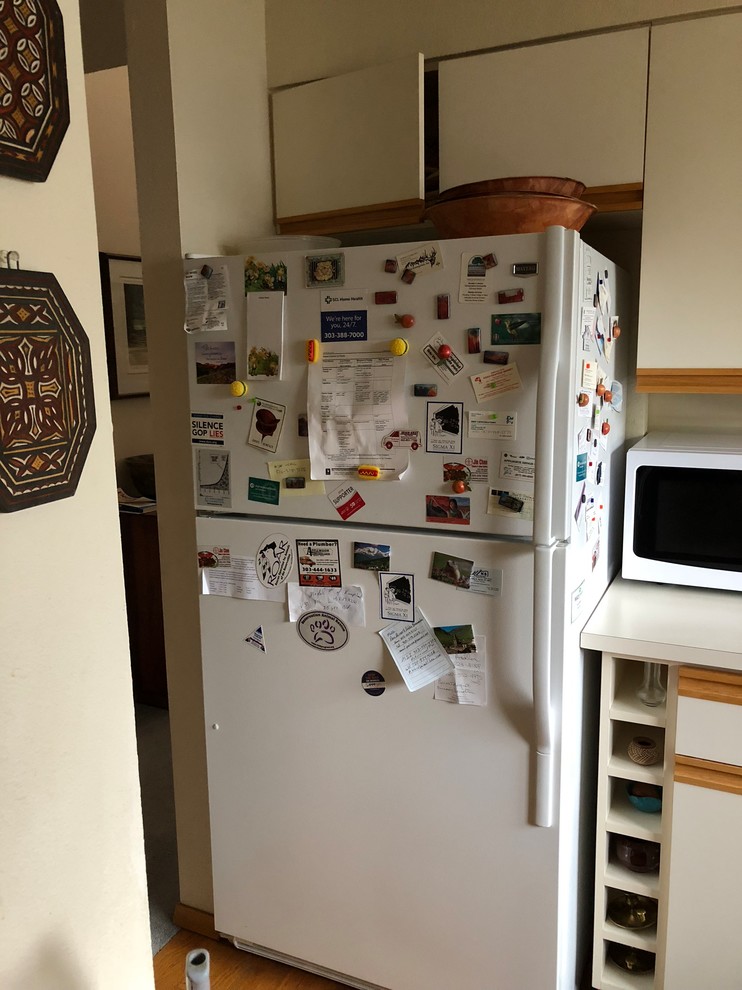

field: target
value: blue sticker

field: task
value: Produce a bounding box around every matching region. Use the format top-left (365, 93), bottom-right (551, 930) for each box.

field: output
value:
top-left (576, 453), bottom-right (588, 482)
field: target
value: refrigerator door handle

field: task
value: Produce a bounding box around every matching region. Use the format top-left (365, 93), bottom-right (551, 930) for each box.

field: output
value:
top-left (534, 226), bottom-right (569, 547)
top-left (533, 543), bottom-right (555, 828)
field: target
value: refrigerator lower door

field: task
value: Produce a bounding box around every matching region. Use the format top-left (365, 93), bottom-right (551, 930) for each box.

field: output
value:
top-left (198, 516), bottom-right (565, 990)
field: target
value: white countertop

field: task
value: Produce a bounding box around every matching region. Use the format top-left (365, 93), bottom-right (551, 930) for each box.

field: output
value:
top-left (581, 575), bottom-right (742, 670)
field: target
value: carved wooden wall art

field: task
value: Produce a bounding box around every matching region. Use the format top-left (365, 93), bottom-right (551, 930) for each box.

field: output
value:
top-left (0, 0), bottom-right (70, 181)
top-left (0, 268), bottom-right (96, 511)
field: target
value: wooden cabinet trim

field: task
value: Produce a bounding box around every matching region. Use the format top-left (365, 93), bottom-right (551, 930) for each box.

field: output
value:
top-left (583, 182), bottom-right (643, 212)
top-left (674, 754), bottom-right (742, 795)
top-left (276, 184), bottom-right (641, 236)
top-left (276, 198), bottom-right (426, 236)
top-left (635, 368), bottom-right (742, 393)
top-left (678, 666), bottom-right (742, 706)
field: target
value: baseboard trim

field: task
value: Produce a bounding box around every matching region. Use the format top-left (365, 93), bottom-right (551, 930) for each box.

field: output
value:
top-left (173, 903), bottom-right (219, 941)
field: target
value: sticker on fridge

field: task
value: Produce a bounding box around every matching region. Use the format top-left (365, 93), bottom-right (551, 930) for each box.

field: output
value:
top-left (197, 449), bottom-right (231, 507)
top-left (246, 292), bottom-right (284, 379)
top-left (255, 533), bottom-right (294, 589)
top-left (353, 542), bottom-right (391, 571)
top-left (426, 401), bottom-right (463, 454)
top-left (195, 340), bottom-right (236, 384)
top-left (396, 242), bottom-right (443, 279)
top-left (469, 363), bottom-right (522, 403)
top-left (467, 410), bottom-right (517, 441)
top-left (500, 451), bottom-right (535, 482)
top-left (491, 313), bottom-right (541, 345)
top-left (297, 610), bottom-right (350, 651)
top-left (247, 397), bottom-right (286, 452)
top-left (379, 572), bottom-right (415, 622)
top-left (191, 412), bottom-right (224, 446)
top-left (305, 253), bottom-right (344, 289)
top-left (458, 252), bottom-right (496, 304)
top-left (467, 567), bottom-right (503, 597)
top-left (328, 482), bottom-right (366, 520)
top-left (320, 288), bottom-right (368, 342)
top-left (244, 255), bottom-right (287, 293)
top-left (296, 539), bottom-right (341, 588)
top-left (425, 494), bottom-right (470, 525)
top-left (430, 552), bottom-right (474, 589)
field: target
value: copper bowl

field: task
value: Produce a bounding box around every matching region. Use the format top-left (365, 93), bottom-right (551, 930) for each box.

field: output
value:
top-left (437, 176), bottom-right (587, 202)
top-left (424, 191), bottom-right (596, 238)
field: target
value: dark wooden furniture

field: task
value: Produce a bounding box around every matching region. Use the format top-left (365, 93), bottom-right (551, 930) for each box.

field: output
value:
top-left (119, 511), bottom-right (168, 708)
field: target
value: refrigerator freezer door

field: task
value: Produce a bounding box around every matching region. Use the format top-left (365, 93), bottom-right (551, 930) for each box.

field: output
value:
top-left (198, 515), bottom-right (564, 990)
top-left (185, 233), bottom-right (545, 539)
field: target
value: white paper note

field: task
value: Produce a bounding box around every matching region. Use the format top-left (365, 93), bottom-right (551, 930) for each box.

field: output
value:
top-left (287, 583), bottom-right (365, 626)
top-left (201, 555), bottom-right (285, 602)
top-left (379, 609), bottom-right (454, 692)
top-left (434, 636), bottom-right (487, 705)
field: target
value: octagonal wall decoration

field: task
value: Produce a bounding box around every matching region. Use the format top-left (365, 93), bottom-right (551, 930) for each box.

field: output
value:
top-left (0, 0), bottom-right (70, 182)
top-left (0, 268), bottom-right (96, 511)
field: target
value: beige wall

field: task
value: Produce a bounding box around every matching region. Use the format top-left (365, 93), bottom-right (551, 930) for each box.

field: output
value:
top-left (85, 66), bottom-right (155, 490)
top-left (125, 0), bottom-right (274, 912)
top-left (265, 0), bottom-right (740, 87)
top-left (1, 1), bottom-right (153, 986)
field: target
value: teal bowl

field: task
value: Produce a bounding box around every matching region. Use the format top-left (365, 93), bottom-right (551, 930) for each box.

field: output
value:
top-left (626, 781), bottom-right (662, 813)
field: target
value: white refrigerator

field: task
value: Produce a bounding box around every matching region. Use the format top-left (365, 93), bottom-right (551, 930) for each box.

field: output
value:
top-left (186, 227), bottom-right (631, 989)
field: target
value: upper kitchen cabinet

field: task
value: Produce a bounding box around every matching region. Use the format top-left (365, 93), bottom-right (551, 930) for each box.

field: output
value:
top-left (438, 28), bottom-right (649, 212)
top-left (272, 54), bottom-right (425, 235)
top-left (637, 13), bottom-right (742, 392)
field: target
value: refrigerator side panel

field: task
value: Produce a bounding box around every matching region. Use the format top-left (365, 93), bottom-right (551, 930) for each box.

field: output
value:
top-left (198, 516), bottom-right (563, 990)
top-left (186, 234), bottom-right (545, 537)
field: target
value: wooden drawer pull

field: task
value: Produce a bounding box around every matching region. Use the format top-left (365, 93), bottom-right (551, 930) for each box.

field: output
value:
top-left (675, 754), bottom-right (742, 795)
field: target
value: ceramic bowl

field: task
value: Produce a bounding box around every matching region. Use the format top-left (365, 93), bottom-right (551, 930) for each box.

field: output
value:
top-left (614, 834), bottom-right (660, 873)
top-left (436, 176), bottom-right (587, 201)
top-left (608, 942), bottom-right (655, 974)
top-left (626, 780), bottom-right (663, 813)
top-left (424, 191), bottom-right (596, 237)
top-left (607, 892), bottom-right (658, 930)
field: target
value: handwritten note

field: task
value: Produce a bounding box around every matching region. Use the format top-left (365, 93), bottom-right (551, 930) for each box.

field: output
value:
top-left (434, 636), bottom-right (487, 705)
top-left (287, 583), bottom-right (365, 626)
top-left (378, 609), bottom-right (453, 692)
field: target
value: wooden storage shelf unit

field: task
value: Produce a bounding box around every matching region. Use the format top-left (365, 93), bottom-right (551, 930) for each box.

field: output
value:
top-left (593, 656), bottom-right (674, 990)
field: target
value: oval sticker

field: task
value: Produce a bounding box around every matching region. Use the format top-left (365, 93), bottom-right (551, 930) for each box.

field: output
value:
top-left (361, 670), bottom-right (385, 697)
top-left (297, 610), bottom-right (349, 652)
top-left (255, 532), bottom-right (294, 588)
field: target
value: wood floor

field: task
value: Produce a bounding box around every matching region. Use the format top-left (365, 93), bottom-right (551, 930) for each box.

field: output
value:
top-left (154, 930), bottom-right (348, 989)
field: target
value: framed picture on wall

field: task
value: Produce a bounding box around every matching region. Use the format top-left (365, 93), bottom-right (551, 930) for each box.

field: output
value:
top-left (100, 254), bottom-right (149, 398)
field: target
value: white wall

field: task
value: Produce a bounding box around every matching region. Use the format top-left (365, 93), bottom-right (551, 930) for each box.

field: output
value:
top-left (0, 2), bottom-right (153, 987)
top-left (125, 0), bottom-right (274, 913)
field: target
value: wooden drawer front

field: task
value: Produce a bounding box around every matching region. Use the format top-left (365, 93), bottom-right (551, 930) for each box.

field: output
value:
top-left (676, 667), bottom-right (742, 766)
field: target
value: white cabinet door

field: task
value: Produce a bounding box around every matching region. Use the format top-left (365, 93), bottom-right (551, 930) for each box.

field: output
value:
top-left (664, 778), bottom-right (742, 989)
top-left (438, 29), bottom-right (648, 193)
top-left (638, 14), bottom-right (742, 388)
top-left (272, 53), bottom-right (425, 225)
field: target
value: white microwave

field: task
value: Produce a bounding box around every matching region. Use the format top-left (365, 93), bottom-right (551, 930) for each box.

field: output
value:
top-left (623, 432), bottom-right (742, 592)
